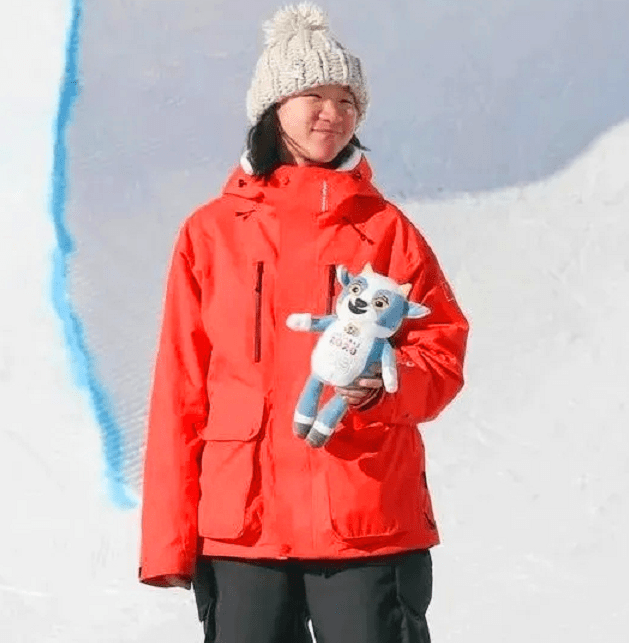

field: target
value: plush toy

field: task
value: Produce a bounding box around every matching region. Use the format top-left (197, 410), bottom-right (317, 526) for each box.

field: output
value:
top-left (286, 264), bottom-right (430, 448)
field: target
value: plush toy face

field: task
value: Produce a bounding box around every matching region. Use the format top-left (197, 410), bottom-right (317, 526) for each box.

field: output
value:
top-left (335, 264), bottom-right (429, 335)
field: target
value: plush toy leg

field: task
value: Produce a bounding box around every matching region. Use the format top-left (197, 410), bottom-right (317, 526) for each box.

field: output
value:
top-left (294, 376), bottom-right (324, 439)
top-left (307, 394), bottom-right (349, 448)
top-left (381, 341), bottom-right (399, 393)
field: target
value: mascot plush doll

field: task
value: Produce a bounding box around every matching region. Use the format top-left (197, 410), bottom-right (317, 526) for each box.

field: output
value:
top-left (286, 264), bottom-right (430, 448)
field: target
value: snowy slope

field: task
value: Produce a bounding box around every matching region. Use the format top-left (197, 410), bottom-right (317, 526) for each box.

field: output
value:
top-left (407, 121), bottom-right (629, 641)
top-left (1, 0), bottom-right (628, 641)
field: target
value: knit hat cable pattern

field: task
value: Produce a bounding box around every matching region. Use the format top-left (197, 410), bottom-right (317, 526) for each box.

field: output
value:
top-left (246, 3), bottom-right (369, 126)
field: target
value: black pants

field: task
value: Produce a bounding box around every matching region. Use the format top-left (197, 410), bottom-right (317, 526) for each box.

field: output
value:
top-left (192, 550), bottom-right (432, 643)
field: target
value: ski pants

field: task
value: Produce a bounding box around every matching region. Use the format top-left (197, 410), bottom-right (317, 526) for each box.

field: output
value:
top-left (192, 549), bottom-right (432, 643)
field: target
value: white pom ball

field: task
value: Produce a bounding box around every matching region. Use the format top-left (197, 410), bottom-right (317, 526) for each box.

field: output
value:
top-left (263, 3), bottom-right (329, 46)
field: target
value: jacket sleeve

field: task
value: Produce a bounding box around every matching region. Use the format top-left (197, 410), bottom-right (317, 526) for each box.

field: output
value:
top-left (139, 220), bottom-right (211, 586)
top-left (352, 212), bottom-right (469, 426)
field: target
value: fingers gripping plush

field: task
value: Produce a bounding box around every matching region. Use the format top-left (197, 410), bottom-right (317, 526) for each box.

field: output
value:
top-left (286, 264), bottom-right (430, 447)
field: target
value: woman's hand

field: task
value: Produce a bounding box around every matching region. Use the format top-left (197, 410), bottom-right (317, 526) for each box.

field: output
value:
top-left (335, 365), bottom-right (384, 408)
top-left (160, 574), bottom-right (192, 589)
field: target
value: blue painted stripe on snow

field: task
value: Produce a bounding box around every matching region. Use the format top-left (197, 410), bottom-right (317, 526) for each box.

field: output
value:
top-left (50, 0), bottom-right (136, 509)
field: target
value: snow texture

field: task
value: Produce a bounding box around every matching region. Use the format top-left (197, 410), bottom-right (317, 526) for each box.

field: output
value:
top-left (0, 0), bottom-right (627, 640)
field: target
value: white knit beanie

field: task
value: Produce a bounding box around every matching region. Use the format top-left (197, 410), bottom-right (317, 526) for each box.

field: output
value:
top-left (246, 3), bottom-right (369, 126)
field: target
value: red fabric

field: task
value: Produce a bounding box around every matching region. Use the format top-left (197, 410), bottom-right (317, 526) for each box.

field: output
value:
top-left (139, 158), bottom-right (469, 585)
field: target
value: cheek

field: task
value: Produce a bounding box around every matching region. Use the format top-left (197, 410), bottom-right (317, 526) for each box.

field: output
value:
top-left (278, 104), bottom-right (305, 134)
top-left (346, 116), bottom-right (358, 138)
top-left (277, 100), bottom-right (317, 130)
top-left (277, 109), bottom-right (294, 135)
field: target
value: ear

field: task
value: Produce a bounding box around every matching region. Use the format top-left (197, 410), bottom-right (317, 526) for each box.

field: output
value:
top-left (362, 262), bottom-right (375, 275)
top-left (406, 303), bottom-right (431, 319)
top-left (399, 283), bottom-right (412, 298)
top-left (336, 265), bottom-right (352, 287)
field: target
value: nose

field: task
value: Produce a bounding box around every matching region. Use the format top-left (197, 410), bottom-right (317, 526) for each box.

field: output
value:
top-left (320, 98), bottom-right (343, 123)
top-left (354, 298), bottom-right (368, 308)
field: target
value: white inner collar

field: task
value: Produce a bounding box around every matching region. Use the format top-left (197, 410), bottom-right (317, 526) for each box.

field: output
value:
top-left (240, 145), bottom-right (363, 175)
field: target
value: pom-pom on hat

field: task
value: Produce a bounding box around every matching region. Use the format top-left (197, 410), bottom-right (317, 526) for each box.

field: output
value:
top-left (246, 3), bottom-right (369, 126)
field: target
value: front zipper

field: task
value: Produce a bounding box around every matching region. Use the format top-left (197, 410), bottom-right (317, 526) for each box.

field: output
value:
top-left (326, 264), bottom-right (336, 315)
top-left (254, 261), bottom-right (264, 363)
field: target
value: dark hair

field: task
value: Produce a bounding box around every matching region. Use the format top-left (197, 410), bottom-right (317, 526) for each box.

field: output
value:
top-left (246, 104), bottom-right (369, 178)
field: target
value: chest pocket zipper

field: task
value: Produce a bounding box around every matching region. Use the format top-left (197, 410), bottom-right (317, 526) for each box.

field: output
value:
top-left (254, 261), bottom-right (264, 363)
top-left (326, 264), bottom-right (336, 315)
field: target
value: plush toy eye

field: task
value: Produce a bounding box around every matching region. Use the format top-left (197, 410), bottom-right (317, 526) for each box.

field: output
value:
top-left (349, 283), bottom-right (362, 295)
top-left (373, 296), bottom-right (390, 310)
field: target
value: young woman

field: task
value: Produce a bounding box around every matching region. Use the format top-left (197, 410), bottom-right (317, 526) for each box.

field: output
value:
top-left (139, 4), bottom-right (469, 642)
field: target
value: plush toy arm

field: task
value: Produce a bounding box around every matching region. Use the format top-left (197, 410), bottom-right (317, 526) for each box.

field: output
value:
top-left (286, 313), bottom-right (313, 331)
top-left (286, 314), bottom-right (336, 332)
top-left (381, 341), bottom-right (398, 393)
top-left (310, 315), bottom-right (336, 332)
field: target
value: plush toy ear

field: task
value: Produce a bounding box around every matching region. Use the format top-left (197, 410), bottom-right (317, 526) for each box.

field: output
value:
top-left (407, 303), bottom-right (431, 319)
top-left (336, 265), bottom-right (352, 286)
top-left (399, 283), bottom-right (412, 298)
top-left (362, 262), bottom-right (375, 275)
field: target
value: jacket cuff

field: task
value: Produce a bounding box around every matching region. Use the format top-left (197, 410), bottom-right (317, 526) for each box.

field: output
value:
top-left (350, 386), bottom-right (402, 424)
top-left (139, 548), bottom-right (196, 586)
top-left (138, 569), bottom-right (192, 588)
top-left (352, 386), bottom-right (385, 412)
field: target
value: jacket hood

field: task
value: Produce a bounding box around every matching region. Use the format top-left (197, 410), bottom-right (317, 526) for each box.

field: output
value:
top-left (220, 148), bottom-right (385, 226)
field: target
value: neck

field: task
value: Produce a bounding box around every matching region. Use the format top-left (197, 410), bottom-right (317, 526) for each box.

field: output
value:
top-left (279, 137), bottom-right (335, 168)
top-left (240, 144), bottom-right (363, 175)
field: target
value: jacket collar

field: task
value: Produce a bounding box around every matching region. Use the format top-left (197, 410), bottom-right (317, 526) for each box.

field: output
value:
top-left (221, 148), bottom-right (383, 221)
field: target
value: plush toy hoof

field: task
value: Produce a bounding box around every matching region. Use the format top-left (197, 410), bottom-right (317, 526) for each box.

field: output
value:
top-left (293, 422), bottom-right (311, 439)
top-left (306, 429), bottom-right (330, 448)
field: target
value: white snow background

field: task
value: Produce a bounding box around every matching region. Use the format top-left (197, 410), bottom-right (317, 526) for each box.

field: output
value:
top-left (1, 0), bottom-right (628, 641)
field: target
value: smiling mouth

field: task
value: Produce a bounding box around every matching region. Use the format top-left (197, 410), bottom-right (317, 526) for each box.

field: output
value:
top-left (348, 301), bottom-right (367, 315)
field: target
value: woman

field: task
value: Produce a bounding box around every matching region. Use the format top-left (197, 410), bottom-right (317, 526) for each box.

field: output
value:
top-left (139, 4), bottom-right (469, 642)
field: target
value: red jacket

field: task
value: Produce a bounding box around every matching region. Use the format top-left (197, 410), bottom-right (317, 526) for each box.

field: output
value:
top-left (139, 156), bottom-right (469, 585)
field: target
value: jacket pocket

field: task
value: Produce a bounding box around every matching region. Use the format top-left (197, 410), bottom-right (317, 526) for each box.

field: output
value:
top-left (197, 381), bottom-right (265, 541)
top-left (325, 423), bottom-right (425, 542)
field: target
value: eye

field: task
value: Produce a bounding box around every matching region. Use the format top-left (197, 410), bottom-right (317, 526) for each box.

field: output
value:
top-left (373, 296), bottom-right (389, 310)
top-left (349, 283), bottom-right (362, 295)
top-left (341, 91), bottom-right (357, 104)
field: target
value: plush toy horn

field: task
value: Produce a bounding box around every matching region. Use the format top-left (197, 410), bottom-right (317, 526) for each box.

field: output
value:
top-left (399, 283), bottom-right (412, 297)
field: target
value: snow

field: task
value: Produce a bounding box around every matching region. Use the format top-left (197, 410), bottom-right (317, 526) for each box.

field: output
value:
top-left (410, 122), bottom-right (629, 639)
top-left (0, 0), bottom-right (627, 641)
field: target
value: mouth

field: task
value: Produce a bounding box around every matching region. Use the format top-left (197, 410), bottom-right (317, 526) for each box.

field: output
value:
top-left (348, 301), bottom-right (367, 315)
